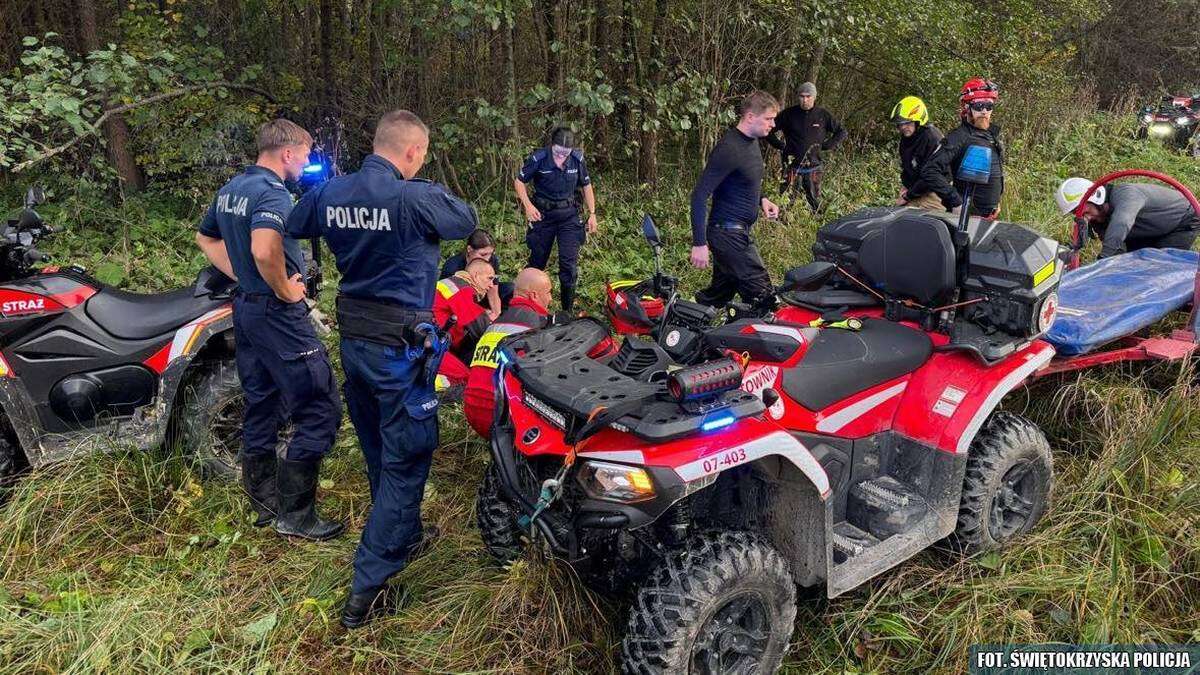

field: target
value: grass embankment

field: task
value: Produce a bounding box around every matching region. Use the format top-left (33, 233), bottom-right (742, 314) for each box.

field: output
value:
top-left (1, 114), bottom-right (1198, 672)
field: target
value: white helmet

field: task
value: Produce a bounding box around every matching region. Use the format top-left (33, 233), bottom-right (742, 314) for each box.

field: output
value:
top-left (1056, 177), bottom-right (1106, 215)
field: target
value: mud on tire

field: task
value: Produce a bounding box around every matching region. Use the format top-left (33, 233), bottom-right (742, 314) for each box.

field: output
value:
top-left (476, 462), bottom-right (525, 564)
top-left (169, 358), bottom-right (245, 481)
top-left (621, 531), bottom-right (797, 674)
top-left (953, 411), bottom-right (1053, 554)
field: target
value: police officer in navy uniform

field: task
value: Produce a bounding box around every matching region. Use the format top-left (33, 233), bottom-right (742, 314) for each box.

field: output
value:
top-left (286, 110), bottom-right (477, 629)
top-left (513, 127), bottom-right (598, 313)
top-left (195, 119), bottom-right (344, 542)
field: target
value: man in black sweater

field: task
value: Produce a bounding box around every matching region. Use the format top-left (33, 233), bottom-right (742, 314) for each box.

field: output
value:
top-left (890, 95), bottom-right (946, 211)
top-left (921, 77), bottom-right (1004, 217)
top-left (766, 82), bottom-right (847, 213)
top-left (690, 90), bottom-right (781, 307)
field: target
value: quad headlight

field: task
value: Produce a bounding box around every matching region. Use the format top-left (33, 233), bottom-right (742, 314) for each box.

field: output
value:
top-left (1178, 116), bottom-right (1193, 126)
top-left (577, 461), bottom-right (656, 503)
top-left (1141, 113), bottom-right (1153, 125)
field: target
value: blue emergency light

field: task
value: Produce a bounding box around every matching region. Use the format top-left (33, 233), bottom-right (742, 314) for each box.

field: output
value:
top-left (701, 414), bottom-right (736, 432)
top-left (956, 145), bottom-right (992, 185)
top-left (303, 163), bottom-right (326, 174)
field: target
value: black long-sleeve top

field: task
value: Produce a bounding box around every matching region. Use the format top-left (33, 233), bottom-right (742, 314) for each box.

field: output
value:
top-left (921, 121), bottom-right (1005, 215)
top-left (690, 127), bottom-right (764, 246)
top-left (899, 124), bottom-right (944, 199)
top-left (765, 105), bottom-right (847, 165)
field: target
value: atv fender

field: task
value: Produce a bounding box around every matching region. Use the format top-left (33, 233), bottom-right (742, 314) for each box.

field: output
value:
top-left (891, 341), bottom-right (1054, 457)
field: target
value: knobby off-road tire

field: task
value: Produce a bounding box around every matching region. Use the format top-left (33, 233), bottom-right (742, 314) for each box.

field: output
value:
top-left (476, 462), bottom-right (525, 564)
top-left (621, 531), bottom-right (797, 675)
top-left (953, 411), bottom-right (1053, 554)
top-left (0, 431), bottom-right (26, 496)
top-left (170, 358), bottom-right (245, 481)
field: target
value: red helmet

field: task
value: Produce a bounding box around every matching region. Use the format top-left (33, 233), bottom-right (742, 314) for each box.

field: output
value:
top-left (960, 77), bottom-right (998, 104)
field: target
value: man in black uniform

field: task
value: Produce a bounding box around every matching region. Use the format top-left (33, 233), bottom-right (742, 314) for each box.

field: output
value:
top-left (890, 95), bottom-right (946, 211)
top-left (690, 90), bottom-right (781, 307)
top-left (514, 127), bottom-right (598, 313)
top-left (766, 82), bottom-right (847, 213)
top-left (195, 119), bottom-right (344, 541)
top-left (922, 77), bottom-right (1004, 217)
top-left (287, 110), bottom-right (477, 628)
top-left (1056, 177), bottom-right (1200, 258)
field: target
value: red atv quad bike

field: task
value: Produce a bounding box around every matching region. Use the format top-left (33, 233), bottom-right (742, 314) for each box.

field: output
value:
top-left (477, 150), bottom-right (1065, 673)
top-left (0, 188), bottom-right (246, 487)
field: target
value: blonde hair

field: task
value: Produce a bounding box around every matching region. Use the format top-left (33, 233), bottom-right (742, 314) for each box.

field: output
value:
top-left (256, 118), bottom-right (313, 154)
top-left (373, 110), bottom-right (429, 153)
top-left (739, 90), bottom-right (780, 117)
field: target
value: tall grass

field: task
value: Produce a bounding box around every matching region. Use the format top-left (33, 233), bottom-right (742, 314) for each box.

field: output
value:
top-left (2, 113), bottom-right (1199, 672)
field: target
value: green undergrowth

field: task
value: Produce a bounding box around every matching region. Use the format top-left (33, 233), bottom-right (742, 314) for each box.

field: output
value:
top-left (1, 114), bottom-right (1198, 672)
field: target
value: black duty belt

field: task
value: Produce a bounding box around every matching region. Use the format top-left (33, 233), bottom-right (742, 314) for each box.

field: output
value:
top-left (533, 196), bottom-right (577, 211)
top-left (336, 294), bottom-right (435, 346)
top-left (710, 222), bottom-right (749, 231)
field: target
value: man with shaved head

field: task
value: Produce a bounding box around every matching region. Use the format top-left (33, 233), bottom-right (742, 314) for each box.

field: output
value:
top-left (287, 109), bottom-right (477, 628)
top-left (463, 267), bottom-right (554, 437)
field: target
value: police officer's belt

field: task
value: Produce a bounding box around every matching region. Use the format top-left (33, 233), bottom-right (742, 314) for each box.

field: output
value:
top-left (710, 222), bottom-right (749, 231)
top-left (533, 196), bottom-right (577, 211)
top-left (336, 294), bottom-right (435, 346)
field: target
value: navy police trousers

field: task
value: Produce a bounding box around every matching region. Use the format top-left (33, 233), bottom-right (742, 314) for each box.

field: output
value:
top-left (341, 337), bottom-right (440, 594)
top-left (233, 294), bottom-right (341, 462)
top-left (526, 206), bottom-right (585, 290)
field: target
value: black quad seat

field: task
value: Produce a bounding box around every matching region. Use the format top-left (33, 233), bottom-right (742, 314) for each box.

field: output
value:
top-left (782, 318), bottom-right (932, 411)
top-left (86, 286), bottom-right (226, 340)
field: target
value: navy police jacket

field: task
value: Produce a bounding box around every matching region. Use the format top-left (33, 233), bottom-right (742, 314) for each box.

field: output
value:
top-left (517, 148), bottom-right (591, 202)
top-left (286, 154), bottom-right (477, 309)
top-left (198, 165), bottom-right (303, 296)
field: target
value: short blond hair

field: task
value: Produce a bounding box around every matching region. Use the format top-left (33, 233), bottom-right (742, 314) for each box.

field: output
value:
top-left (373, 110), bottom-right (429, 153)
top-left (739, 90), bottom-right (780, 118)
top-left (256, 118), bottom-right (313, 153)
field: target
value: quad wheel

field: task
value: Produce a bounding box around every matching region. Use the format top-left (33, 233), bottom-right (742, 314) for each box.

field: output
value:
top-left (169, 358), bottom-right (246, 481)
top-left (953, 411), bottom-right (1053, 554)
top-left (0, 431), bottom-right (26, 494)
top-left (621, 531), bottom-right (797, 675)
top-left (475, 462), bottom-right (525, 564)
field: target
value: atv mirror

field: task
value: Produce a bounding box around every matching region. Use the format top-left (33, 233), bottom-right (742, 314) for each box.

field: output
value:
top-left (24, 186), bottom-right (45, 208)
top-left (641, 214), bottom-right (661, 248)
top-left (956, 146), bottom-right (992, 185)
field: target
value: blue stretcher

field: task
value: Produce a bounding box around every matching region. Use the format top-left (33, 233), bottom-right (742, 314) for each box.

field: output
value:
top-left (1044, 248), bottom-right (1200, 356)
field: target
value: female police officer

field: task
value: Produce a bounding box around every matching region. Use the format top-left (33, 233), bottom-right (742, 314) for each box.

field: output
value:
top-left (513, 127), bottom-right (598, 313)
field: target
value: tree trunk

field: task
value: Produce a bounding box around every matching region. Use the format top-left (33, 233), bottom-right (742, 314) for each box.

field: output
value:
top-left (503, 15), bottom-right (519, 146)
top-left (638, 0), bottom-right (668, 184)
top-left (77, 0), bottom-right (143, 193)
top-left (619, 0), bottom-right (638, 157)
top-left (806, 41), bottom-right (826, 85)
top-left (320, 0), bottom-right (335, 115)
top-left (592, 0), bottom-right (610, 166)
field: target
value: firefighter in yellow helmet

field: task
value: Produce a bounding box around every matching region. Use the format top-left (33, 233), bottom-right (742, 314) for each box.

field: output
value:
top-left (891, 96), bottom-right (947, 211)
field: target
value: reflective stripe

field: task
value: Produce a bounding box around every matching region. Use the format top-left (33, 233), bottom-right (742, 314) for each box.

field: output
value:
top-left (469, 322), bottom-right (530, 368)
top-left (435, 278), bottom-right (461, 300)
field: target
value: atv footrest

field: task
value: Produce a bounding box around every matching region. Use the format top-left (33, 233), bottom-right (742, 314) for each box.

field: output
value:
top-left (847, 476), bottom-right (929, 541)
top-left (831, 522), bottom-right (879, 563)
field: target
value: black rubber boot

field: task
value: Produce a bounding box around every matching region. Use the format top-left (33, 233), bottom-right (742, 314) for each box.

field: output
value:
top-left (561, 285), bottom-right (576, 314)
top-left (241, 453), bottom-right (278, 528)
top-left (341, 585), bottom-right (400, 629)
top-left (273, 458), bottom-right (345, 541)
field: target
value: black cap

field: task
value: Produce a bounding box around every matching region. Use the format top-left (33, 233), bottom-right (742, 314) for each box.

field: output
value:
top-left (549, 127), bottom-right (575, 148)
